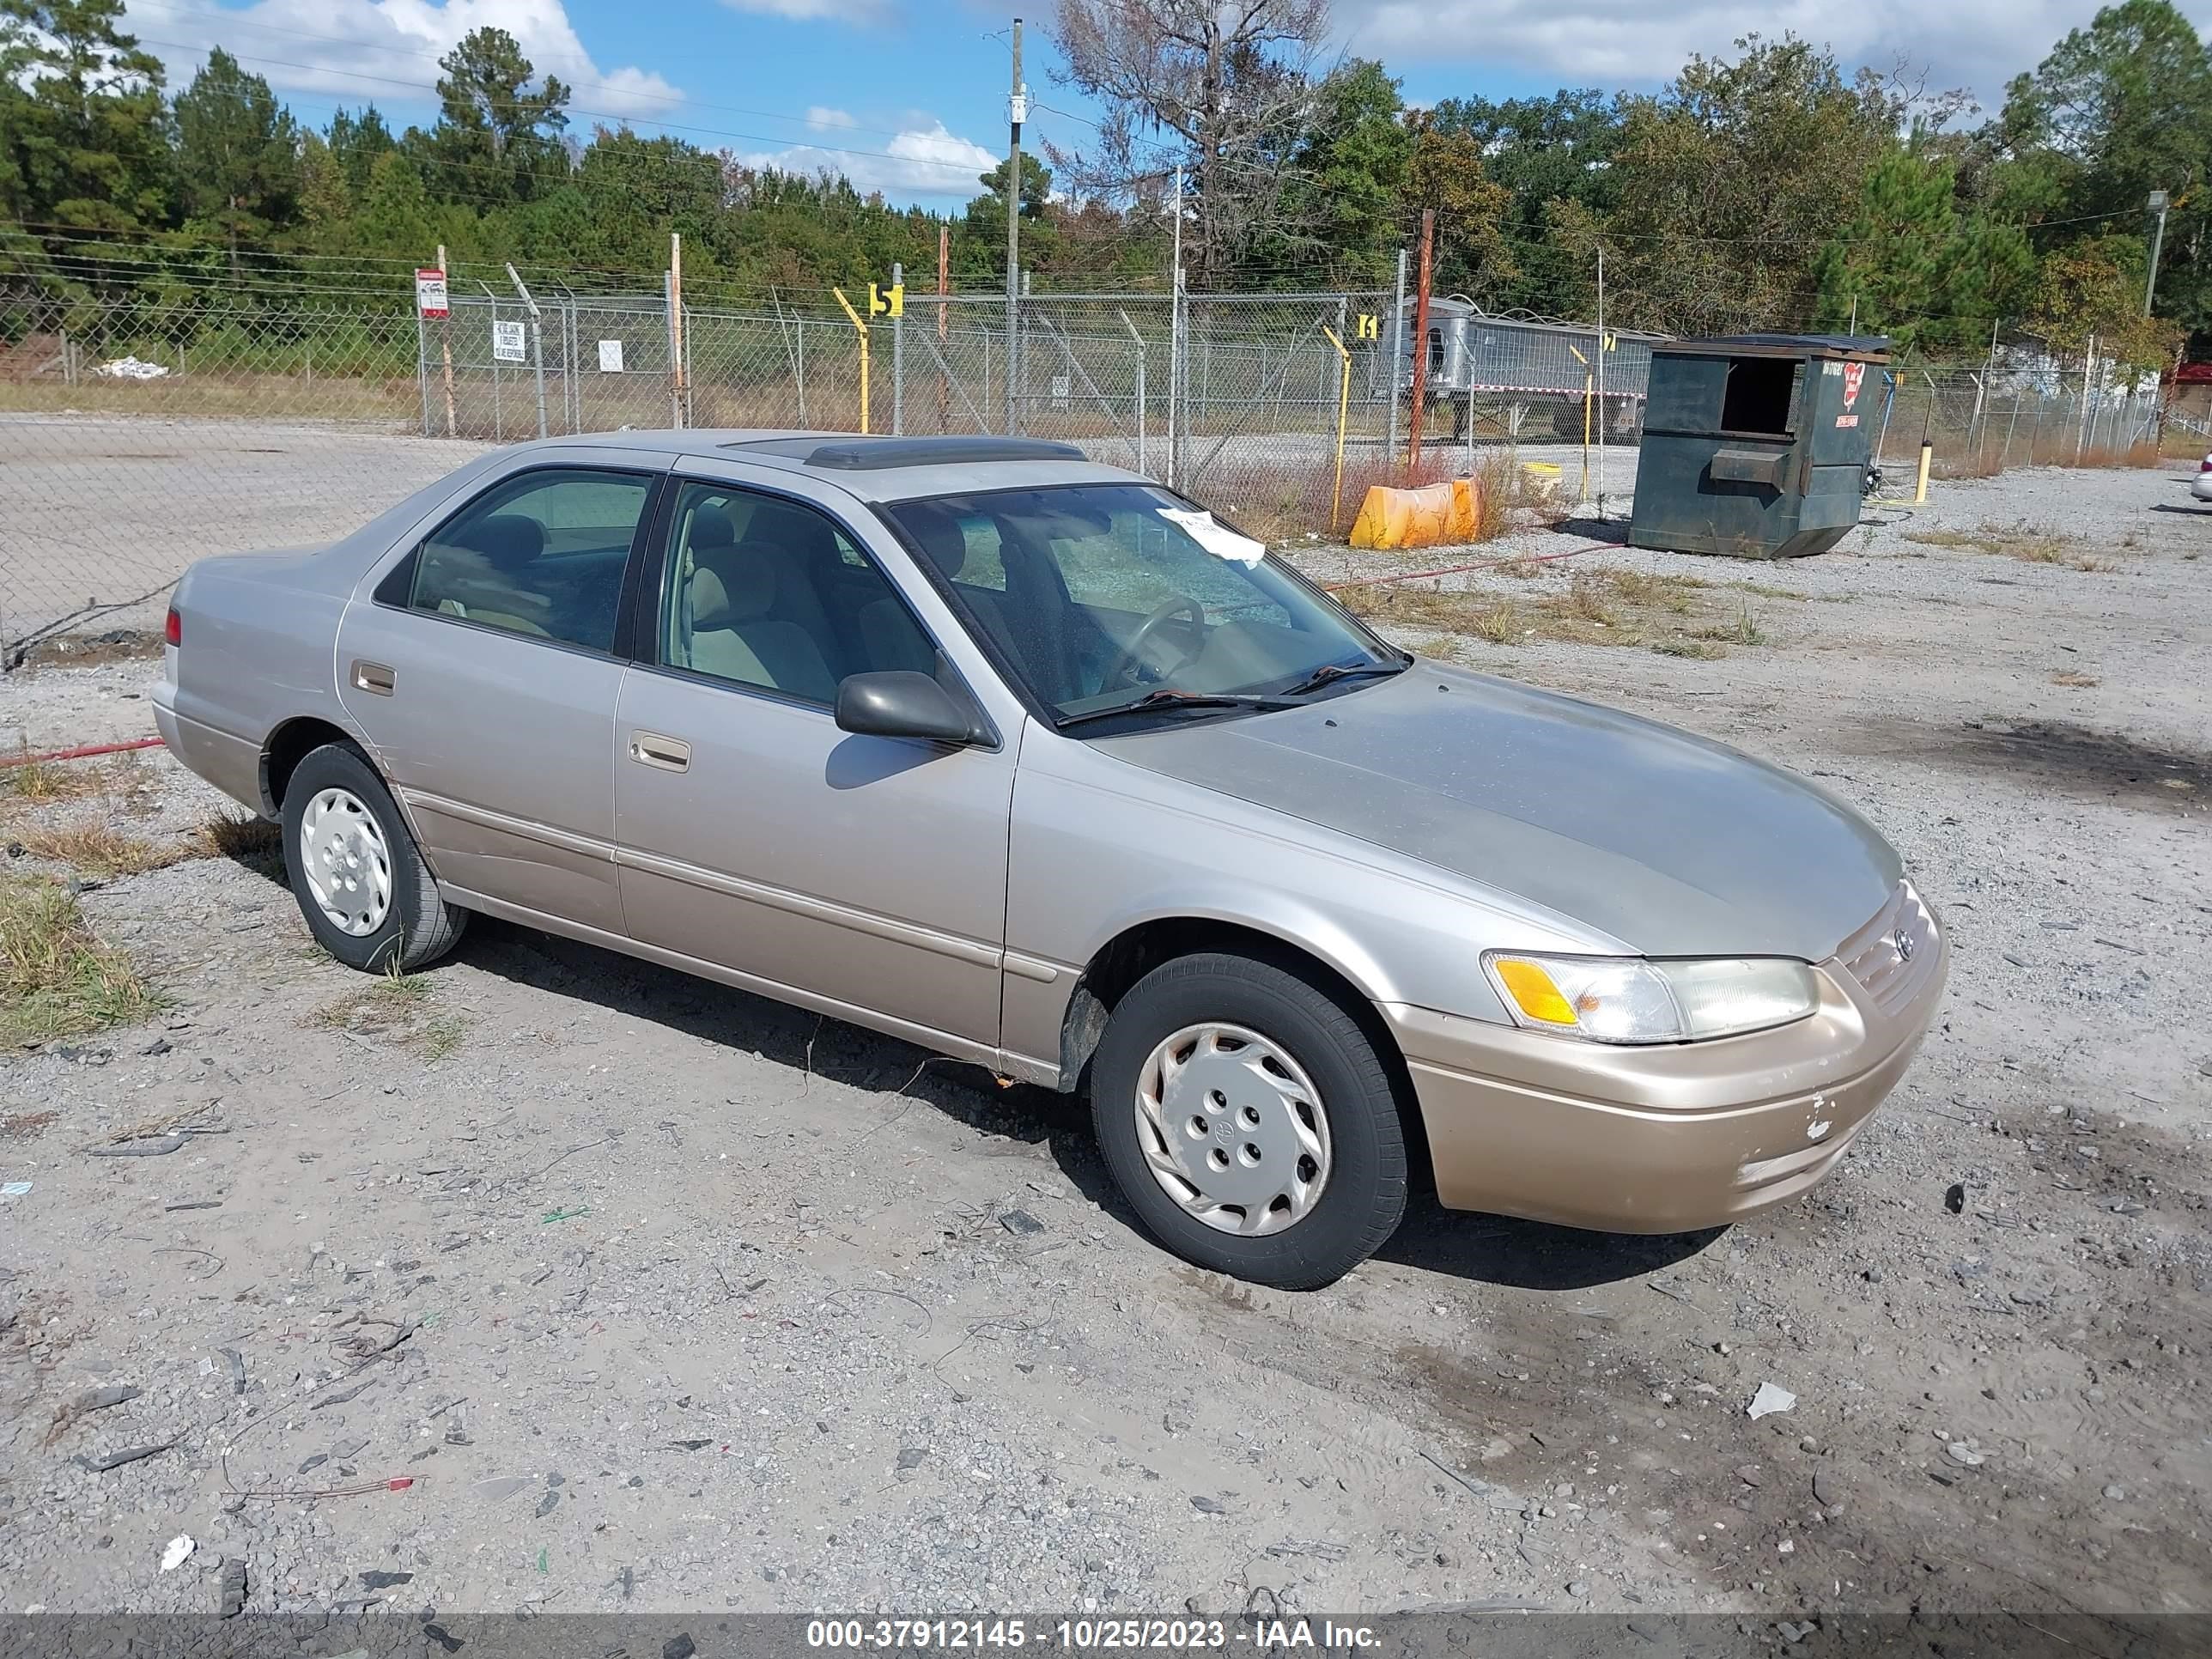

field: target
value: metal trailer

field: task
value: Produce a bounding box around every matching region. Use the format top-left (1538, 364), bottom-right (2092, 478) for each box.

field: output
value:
top-left (1628, 333), bottom-right (1889, 560)
top-left (1389, 297), bottom-right (1662, 441)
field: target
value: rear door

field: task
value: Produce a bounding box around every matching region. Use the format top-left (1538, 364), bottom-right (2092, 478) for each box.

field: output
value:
top-left (336, 459), bottom-right (665, 934)
top-left (611, 471), bottom-right (1018, 1049)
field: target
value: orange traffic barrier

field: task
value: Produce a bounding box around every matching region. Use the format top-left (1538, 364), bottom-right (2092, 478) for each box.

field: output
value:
top-left (1347, 478), bottom-right (1482, 550)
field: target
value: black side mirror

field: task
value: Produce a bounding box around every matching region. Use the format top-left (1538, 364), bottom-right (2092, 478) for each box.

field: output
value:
top-left (835, 672), bottom-right (983, 746)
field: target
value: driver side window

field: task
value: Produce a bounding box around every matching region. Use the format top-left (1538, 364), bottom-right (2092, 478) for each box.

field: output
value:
top-left (657, 482), bottom-right (939, 707)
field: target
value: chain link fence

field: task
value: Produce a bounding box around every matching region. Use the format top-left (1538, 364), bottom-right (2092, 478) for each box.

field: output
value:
top-left (0, 271), bottom-right (2175, 654)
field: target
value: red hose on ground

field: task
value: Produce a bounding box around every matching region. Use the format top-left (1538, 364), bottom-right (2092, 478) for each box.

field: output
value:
top-left (1, 735), bottom-right (166, 769)
top-left (1322, 540), bottom-right (1614, 592)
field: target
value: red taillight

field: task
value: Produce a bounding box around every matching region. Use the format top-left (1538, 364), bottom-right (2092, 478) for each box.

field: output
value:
top-left (164, 605), bottom-right (181, 647)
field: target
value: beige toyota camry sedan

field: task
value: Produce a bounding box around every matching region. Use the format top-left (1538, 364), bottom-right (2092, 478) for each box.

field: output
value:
top-left (156, 432), bottom-right (1948, 1288)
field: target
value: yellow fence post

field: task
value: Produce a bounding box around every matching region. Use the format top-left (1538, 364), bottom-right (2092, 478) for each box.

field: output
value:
top-left (832, 287), bottom-right (870, 434)
top-left (1321, 325), bottom-right (1352, 533)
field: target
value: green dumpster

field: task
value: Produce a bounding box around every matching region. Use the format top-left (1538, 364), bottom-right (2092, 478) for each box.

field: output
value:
top-left (1627, 334), bottom-right (1888, 559)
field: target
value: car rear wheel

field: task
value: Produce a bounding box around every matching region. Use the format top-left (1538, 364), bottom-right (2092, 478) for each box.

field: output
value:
top-left (1090, 952), bottom-right (1408, 1289)
top-left (280, 743), bottom-right (465, 974)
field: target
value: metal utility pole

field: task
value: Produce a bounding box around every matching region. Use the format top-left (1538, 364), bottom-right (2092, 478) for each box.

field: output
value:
top-left (890, 259), bottom-right (905, 434)
top-left (436, 243), bottom-right (456, 438)
top-left (667, 232), bottom-right (686, 429)
top-left (1386, 246), bottom-right (1406, 465)
top-left (506, 262), bottom-right (548, 440)
top-left (1168, 163), bottom-right (1184, 487)
top-left (1004, 15), bottom-right (1025, 435)
top-left (1595, 241), bottom-right (1607, 500)
top-left (1407, 208), bottom-right (1435, 468)
top-left (937, 225), bottom-right (950, 434)
top-left (2145, 189), bottom-right (2170, 318)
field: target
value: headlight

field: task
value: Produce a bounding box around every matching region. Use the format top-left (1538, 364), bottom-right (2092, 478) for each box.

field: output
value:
top-left (1483, 952), bottom-right (1820, 1044)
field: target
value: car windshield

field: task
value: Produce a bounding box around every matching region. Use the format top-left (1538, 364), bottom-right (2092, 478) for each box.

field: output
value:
top-left (885, 484), bottom-right (1404, 726)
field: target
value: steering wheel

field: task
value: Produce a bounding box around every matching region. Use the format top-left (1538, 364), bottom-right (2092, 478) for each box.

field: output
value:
top-left (1099, 595), bottom-right (1207, 692)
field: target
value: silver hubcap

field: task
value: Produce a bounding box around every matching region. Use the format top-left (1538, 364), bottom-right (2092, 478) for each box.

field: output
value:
top-left (299, 787), bottom-right (392, 936)
top-left (1133, 1022), bottom-right (1332, 1236)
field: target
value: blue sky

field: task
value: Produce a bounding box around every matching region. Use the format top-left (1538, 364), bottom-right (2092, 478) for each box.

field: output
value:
top-left (136, 0), bottom-right (2212, 210)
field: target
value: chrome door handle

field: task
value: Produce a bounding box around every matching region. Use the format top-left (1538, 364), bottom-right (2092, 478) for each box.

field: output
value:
top-left (351, 659), bottom-right (395, 696)
top-left (629, 732), bottom-right (691, 773)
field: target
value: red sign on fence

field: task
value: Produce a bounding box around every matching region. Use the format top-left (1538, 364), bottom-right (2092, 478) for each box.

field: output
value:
top-left (415, 268), bottom-right (449, 319)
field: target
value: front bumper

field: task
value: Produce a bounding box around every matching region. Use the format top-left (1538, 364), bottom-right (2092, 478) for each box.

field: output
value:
top-left (1385, 883), bottom-right (1948, 1234)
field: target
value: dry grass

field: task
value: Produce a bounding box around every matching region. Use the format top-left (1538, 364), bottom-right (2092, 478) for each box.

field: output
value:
top-left (1203, 444), bottom-right (1565, 546)
top-left (2052, 670), bottom-right (2101, 688)
top-left (1927, 432), bottom-right (2166, 480)
top-left (1338, 564), bottom-right (1753, 659)
top-left (198, 813), bottom-right (283, 871)
top-left (0, 744), bottom-right (116, 804)
top-left (1904, 522), bottom-right (2119, 573)
top-left (9, 820), bottom-right (196, 878)
top-left (308, 969), bottom-right (466, 1059)
top-left (0, 876), bottom-right (163, 1050)
top-left (1692, 605), bottom-right (1769, 647)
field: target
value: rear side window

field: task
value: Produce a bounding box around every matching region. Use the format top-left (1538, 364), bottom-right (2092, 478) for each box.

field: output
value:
top-left (404, 469), bottom-right (651, 652)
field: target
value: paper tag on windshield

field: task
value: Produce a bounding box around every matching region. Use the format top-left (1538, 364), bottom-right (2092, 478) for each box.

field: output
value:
top-left (1158, 507), bottom-right (1265, 565)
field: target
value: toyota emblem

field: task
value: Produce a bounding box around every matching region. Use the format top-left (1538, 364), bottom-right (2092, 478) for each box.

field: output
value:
top-left (1893, 927), bottom-right (1916, 962)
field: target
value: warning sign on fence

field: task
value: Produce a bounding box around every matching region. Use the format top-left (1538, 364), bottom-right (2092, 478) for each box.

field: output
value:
top-left (492, 320), bottom-right (527, 364)
top-left (598, 339), bottom-right (625, 374)
top-left (415, 268), bottom-right (448, 319)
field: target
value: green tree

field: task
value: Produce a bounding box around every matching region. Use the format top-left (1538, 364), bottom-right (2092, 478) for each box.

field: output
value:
top-left (1996, 0), bottom-right (2212, 349)
top-left (0, 0), bottom-right (171, 246)
top-left (420, 27), bottom-right (572, 207)
top-left (1421, 89), bottom-right (1622, 313)
top-left (353, 151), bottom-right (444, 255)
top-left (1583, 34), bottom-right (1911, 336)
top-left (1273, 59), bottom-right (1410, 283)
top-left (173, 47), bottom-right (300, 272)
top-left (295, 132), bottom-right (352, 239)
top-left (2029, 233), bottom-right (2185, 368)
top-left (958, 153), bottom-right (1056, 276)
top-left (327, 106), bottom-right (398, 201)
top-left (1401, 112), bottom-right (1517, 305)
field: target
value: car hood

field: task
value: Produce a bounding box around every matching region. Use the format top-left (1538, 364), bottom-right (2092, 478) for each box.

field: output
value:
top-left (1097, 663), bottom-right (1901, 961)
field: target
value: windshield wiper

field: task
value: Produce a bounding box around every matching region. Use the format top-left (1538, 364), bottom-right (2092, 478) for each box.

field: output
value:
top-left (1056, 688), bottom-right (1299, 731)
top-left (1280, 657), bottom-right (1410, 697)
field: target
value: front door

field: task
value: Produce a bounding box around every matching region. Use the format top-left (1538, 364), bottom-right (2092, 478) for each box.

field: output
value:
top-left (337, 461), bottom-right (661, 934)
top-left (612, 478), bottom-right (1017, 1048)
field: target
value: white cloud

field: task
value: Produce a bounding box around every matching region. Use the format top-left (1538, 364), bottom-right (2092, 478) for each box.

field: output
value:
top-left (805, 106), bottom-right (857, 131)
top-left (720, 0), bottom-right (899, 22)
top-left (1337, 0), bottom-right (2212, 107)
top-left (144, 0), bottom-right (684, 119)
top-left (743, 118), bottom-right (1000, 199)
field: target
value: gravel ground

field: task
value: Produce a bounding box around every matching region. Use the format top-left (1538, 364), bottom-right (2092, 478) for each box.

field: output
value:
top-left (0, 415), bottom-right (496, 646)
top-left (0, 459), bottom-right (2207, 1630)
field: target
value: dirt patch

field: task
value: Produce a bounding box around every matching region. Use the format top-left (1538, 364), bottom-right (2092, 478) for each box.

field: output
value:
top-left (1867, 718), bottom-right (2210, 810)
top-left (1339, 565), bottom-right (1765, 659)
top-left (7, 629), bottom-right (164, 672)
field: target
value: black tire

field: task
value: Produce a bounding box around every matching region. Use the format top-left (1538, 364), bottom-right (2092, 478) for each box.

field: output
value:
top-left (1090, 952), bottom-right (1408, 1289)
top-left (279, 742), bottom-right (465, 974)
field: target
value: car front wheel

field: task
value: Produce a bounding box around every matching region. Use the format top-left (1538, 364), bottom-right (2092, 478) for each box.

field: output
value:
top-left (280, 742), bottom-right (465, 974)
top-left (1090, 951), bottom-right (1408, 1289)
